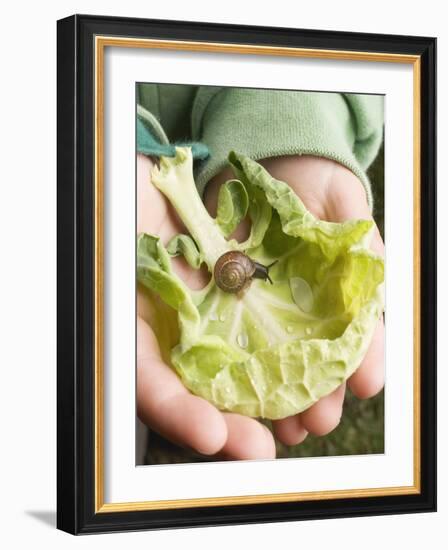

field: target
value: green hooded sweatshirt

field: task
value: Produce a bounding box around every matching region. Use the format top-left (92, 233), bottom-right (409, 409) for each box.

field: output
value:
top-left (137, 83), bottom-right (383, 210)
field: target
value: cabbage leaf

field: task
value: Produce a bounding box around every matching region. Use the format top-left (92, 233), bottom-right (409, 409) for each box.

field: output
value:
top-left (137, 147), bottom-right (384, 420)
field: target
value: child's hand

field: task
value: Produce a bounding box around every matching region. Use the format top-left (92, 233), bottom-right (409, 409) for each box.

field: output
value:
top-left (137, 154), bottom-right (276, 459)
top-left (137, 153), bottom-right (384, 458)
top-left (206, 155), bottom-right (384, 446)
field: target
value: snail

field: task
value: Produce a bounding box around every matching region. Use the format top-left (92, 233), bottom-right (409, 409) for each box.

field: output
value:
top-left (213, 251), bottom-right (276, 294)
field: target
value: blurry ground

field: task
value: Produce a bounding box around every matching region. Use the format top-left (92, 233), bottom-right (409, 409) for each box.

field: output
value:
top-left (142, 143), bottom-right (385, 465)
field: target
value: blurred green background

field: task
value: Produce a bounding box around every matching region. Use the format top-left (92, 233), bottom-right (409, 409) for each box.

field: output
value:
top-left (142, 142), bottom-right (385, 465)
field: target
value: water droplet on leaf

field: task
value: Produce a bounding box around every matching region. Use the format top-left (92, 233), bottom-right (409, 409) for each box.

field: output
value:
top-left (289, 277), bottom-right (314, 313)
top-left (237, 332), bottom-right (249, 348)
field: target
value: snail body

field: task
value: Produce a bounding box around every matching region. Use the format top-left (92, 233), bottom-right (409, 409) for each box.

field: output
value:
top-left (214, 251), bottom-right (275, 294)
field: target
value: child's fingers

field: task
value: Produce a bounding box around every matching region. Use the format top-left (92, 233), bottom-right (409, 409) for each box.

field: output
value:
top-left (137, 316), bottom-right (228, 456)
top-left (272, 415), bottom-right (308, 446)
top-left (216, 414), bottom-right (276, 460)
top-left (348, 319), bottom-right (385, 399)
top-left (326, 172), bottom-right (385, 400)
top-left (138, 315), bottom-right (276, 460)
top-left (299, 383), bottom-right (346, 436)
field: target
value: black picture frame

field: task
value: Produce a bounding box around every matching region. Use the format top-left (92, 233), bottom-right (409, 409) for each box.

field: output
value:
top-left (57, 14), bottom-right (436, 535)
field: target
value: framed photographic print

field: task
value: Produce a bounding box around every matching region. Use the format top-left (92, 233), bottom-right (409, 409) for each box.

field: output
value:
top-left (57, 14), bottom-right (436, 534)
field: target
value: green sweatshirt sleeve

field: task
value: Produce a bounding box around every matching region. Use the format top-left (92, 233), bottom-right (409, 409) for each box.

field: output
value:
top-left (191, 87), bottom-right (383, 210)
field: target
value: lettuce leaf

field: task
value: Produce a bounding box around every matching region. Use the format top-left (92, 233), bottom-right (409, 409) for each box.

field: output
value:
top-left (137, 147), bottom-right (384, 420)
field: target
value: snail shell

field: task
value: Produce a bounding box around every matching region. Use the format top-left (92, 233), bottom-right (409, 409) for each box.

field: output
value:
top-left (214, 251), bottom-right (256, 293)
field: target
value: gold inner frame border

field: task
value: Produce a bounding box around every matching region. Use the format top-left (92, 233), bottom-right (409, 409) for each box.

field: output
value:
top-left (94, 35), bottom-right (421, 513)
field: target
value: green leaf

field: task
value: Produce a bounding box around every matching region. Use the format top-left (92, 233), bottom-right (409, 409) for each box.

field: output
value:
top-left (228, 150), bottom-right (373, 260)
top-left (228, 158), bottom-right (272, 249)
top-left (137, 147), bottom-right (384, 419)
top-left (137, 232), bottom-right (172, 273)
top-left (216, 179), bottom-right (249, 237)
top-left (167, 234), bottom-right (203, 269)
top-left (244, 185), bottom-right (272, 249)
top-left (151, 148), bottom-right (230, 267)
top-left (137, 233), bottom-right (201, 349)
